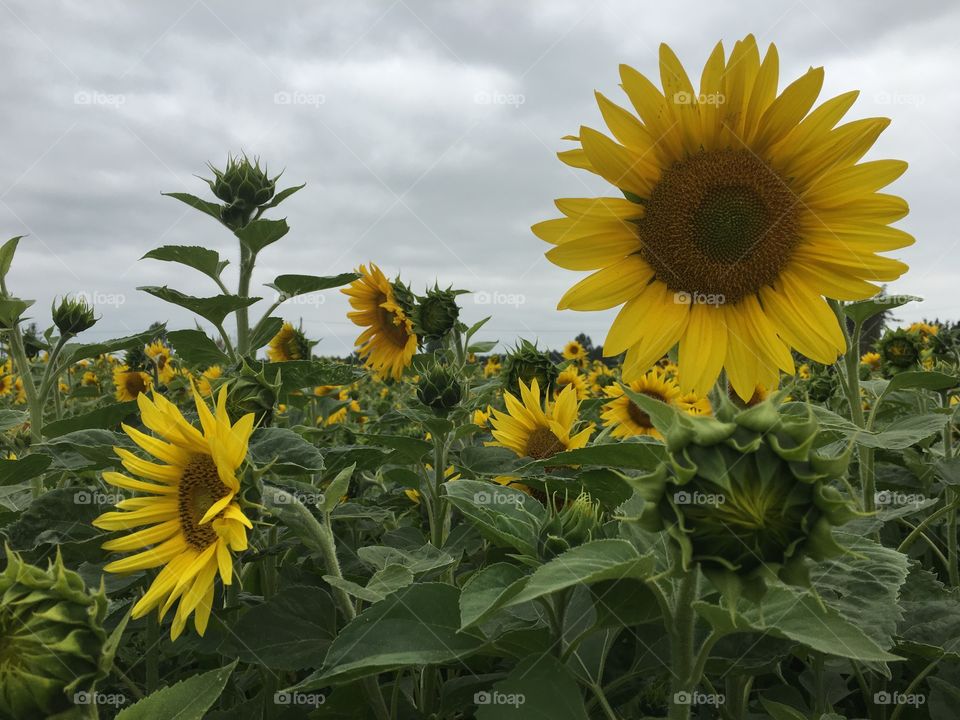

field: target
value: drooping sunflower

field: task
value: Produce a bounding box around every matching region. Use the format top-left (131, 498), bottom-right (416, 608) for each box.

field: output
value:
top-left (92, 386), bottom-right (254, 640)
top-left (113, 366), bottom-right (152, 402)
top-left (601, 367), bottom-right (683, 439)
top-left (487, 378), bottom-right (592, 460)
top-left (342, 263), bottom-right (418, 380)
top-left (267, 322), bottom-right (311, 362)
top-left (534, 35), bottom-right (912, 400)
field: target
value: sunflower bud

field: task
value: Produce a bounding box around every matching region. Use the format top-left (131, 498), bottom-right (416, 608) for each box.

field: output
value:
top-left (538, 492), bottom-right (601, 559)
top-left (416, 365), bottom-right (463, 413)
top-left (627, 392), bottom-right (859, 602)
top-left (52, 295), bottom-right (97, 337)
top-left (0, 548), bottom-right (110, 719)
top-left (413, 285), bottom-right (461, 341)
top-left (207, 154), bottom-right (278, 230)
top-left (877, 328), bottom-right (923, 376)
top-left (503, 340), bottom-right (558, 395)
top-left (226, 362), bottom-right (280, 425)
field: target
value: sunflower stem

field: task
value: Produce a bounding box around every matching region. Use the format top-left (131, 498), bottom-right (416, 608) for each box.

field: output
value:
top-left (942, 391), bottom-right (958, 586)
top-left (667, 566), bottom-right (699, 720)
top-left (235, 244), bottom-right (255, 357)
top-left (145, 612), bottom-right (160, 694)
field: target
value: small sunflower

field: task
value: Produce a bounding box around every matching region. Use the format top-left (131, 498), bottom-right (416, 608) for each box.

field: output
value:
top-left (487, 378), bottom-right (592, 460)
top-left (0, 374), bottom-right (13, 397)
top-left (563, 340), bottom-right (587, 362)
top-left (113, 366), bottom-right (153, 402)
top-left (197, 365), bottom-right (222, 397)
top-left (483, 356), bottom-right (502, 378)
top-left (535, 35), bottom-right (912, 400)
top-left (267, 322), bottom-right (311, 362)
top-left (92, 386), bottom-right (254, 640)
top-left (556, 366), bottom-right (588, 400)
top-left (601, 367), bottom-right (682, 439)
top-left (342, 264), bottom-right (418, 380)
top-left (677, 392), bottom-right (712, 417)
top-left (145, 340), bottom-right (177, 384)
top-left (860, 351), bottom-right (881, 371)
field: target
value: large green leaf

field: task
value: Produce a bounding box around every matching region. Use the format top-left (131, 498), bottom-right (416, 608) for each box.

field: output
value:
top-left (524, 441), bottom-right (666, 471)
top-left (142, 245), bottom-right (228, 282)
top-left (0, 409), bottom-right (27, 432)
top-left (248, 316), bottom-right (284, 353)
top-left (0, 297), bottom-right (33, 326)
top-left (166, 329), bottom-right (229, 368)
top-left (115, 660), bottom-right (236, 720)
top-left (292, 584), bottom-right (484, 688)
top-left (897, 566), bottom-right (960, 660)
top-left (0, 454), bottom-right (51, 486)
top-left (138, 287), bottom-right (260, 326)
top-left (44, 401), bottom-right (138, 438)
top-left (162, 192), bottom-right (223, 222)
top-left (62, 326), bottom-right (165, 366)
top-left (0, 236), bottom-right (24, 281)
top-left (883, 370), bottom-right (959, 396)
top-left (267, 272), bottom-right (359, 299)
top-left (235, 218), bottom-right (289, 254)
top-left (260, 359), bottom-right (363, 393)
top-left (476, 653), bottom-right (589, 719)
top-left (459, 562), bottom-right (528, 630)
top-left (443, 480), bottom-right (544, 557)
top-left (248, 427), bottom-right (324, 475)
top-left (843, 295), bottom-right (920, 324)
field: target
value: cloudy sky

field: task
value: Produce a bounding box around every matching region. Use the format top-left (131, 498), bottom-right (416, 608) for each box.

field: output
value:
top-left (0, 0), bottom-right (955, 357)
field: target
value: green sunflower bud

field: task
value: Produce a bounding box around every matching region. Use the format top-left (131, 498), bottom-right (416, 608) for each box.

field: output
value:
top-left (538, 492), bottom-right (601, 559)
top-left (503, 340), bottom-right (558, 395)
top-left (226, 362), bottom-right (280, 426)
top-left (413, 285), bottom-right (461, 341)
top-left (877, 328), bottom-right (922, 376)
top-left (416, 365), bottom-right (463, 413)
top-left (626, 391), bottom-right (859, 602)
top-left (0, 547), bottom-right (110, 719)
top-left (52, 296), bottom-right (97, 337)
top-left (206, 154), bottom-right (279, 230)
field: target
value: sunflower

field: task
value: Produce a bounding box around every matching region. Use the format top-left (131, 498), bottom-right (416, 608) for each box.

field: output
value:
top-left (563, 340), bottom-right (587, 362)
top-left (555, 366), bottom-right (588, 400)
top-left (197, 365), bottom-right (222, 397)
top-left (601, 367), bottom-right (682, 439)
top-left (677, 392), bottom-right (712, 416)
top-left (145, 341), bottom-right (177, 384)
top-left (92, 387), bottom-right (254, 640)
top-left (483, 356), bottom-right (502, 378)
top-left (342, 264), bottom-right (418, 381)
top-left (82, 370), bottom-right (99, 387)
top-left (113, 366), bottom-right (153, 402)
top-left (534, 35), bottom-right (912, 400)
top-left (13, 378), bottom-right (25, 405)
top-left (487, 378), bottom-right (592, 460)
top-left (267, 322), bottom-right (311, 362)
top-left (0, 374), bottom-right (13, 397)
top-left (860, 351), bottom-right (881, 371)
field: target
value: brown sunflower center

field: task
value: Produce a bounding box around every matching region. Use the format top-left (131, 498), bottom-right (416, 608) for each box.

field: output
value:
top-left (178, 454), bottom-right (230, 550)
top-left (636, 149), bottom-right (800, 303)
top-left (377, 301), bottom-right (411, 348)
top-left (526, 427), bottom-right (565, 460)
top-left (626, 390), bottom-right (667, 428)
top-left (123, 372), bottom-right (147, 396)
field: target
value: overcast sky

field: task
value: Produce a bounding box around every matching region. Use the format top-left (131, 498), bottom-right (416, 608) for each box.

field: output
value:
top-left (0, 0), bottom-right (955, 357)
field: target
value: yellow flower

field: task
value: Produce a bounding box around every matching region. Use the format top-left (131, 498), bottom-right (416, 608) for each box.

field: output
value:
top-left (14, 377), bottom-right (26, 404)
top-left (342, 264), bottom-right (418, 380)
top-left (314, 385), bottom-right (337, 397)
top-left (196, 366), bottom-right (222, 397)
top-left (860, 352), bottom-right (882, 371)
top-left (113, 366), bottom-right (153, 402)
top-left (145, 341), bottom-right (177, 384)
top-left (487, 379), bottom-right (592, 459)
top-left (267, 323), bottom-right (311, 362)
top-left (798, 363), bottom-right (811, 380)
top-left (93, 387), bottom-right (254, 640)
top-left (483, 356), bottom-right (502, 378)
top-left (535, 35), bottom-right (912, 401)
top-left (0, 374), bottom-right (13, 397)
top-left (676, 391), bottom-right (712, 417)
top-left (601, 368), bottom-right (682, 439)
top-left (563, 340), bottom-right (587, 362)
top-left (405, 465), bottom-right (460, 504)
top-left (555, 366), bottom-right (588, 400)
top-left (472, 405), bottom-right (493, 427)
top-left (82, 371), bottom-right (99, 387)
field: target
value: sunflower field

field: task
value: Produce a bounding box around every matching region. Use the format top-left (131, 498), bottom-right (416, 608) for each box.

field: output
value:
top-left (2, 34), bottom-right (958, 720)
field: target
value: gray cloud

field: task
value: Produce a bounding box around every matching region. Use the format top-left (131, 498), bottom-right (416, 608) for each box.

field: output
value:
top-left (0, 0), bottom-right (953, 357)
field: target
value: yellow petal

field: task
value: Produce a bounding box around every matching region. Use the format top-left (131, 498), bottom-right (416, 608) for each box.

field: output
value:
top-left (557, 255), bottom-right (654, 311)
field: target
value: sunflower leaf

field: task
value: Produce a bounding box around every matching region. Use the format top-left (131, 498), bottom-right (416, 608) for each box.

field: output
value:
top-left (161, 192), bottom-right (223, 222)
top-left (61, 325), bottom-right (166, 367)
top-left (266, 272), bottom-right (360, 300)
top-left (43, 401), bottom-right (138, 438)
top-left (843, 295), bottom-right (921, 325)
top-left (235, 218), bottom-right (289, 254)
top-left (115, 660), bottom-right (237, 720)
top-left (142, 245), bottom-right (229, 282)
top-left (138, 287), bottom-right (260, 327)
top-left (166, 329), bottom-right (229, 368)
top-left (0, 235), bottom-right (24, 281)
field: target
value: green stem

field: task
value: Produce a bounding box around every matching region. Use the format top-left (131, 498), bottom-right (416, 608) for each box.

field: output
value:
top-left (888, 659), bottom-right (938, 720)
top-left (145, 612), bottom-right (160, 694)
top-left (590, 683), bottom-right (619, 720)
top-left (667, 568), bottom-right (699, 720)
top-left (429, 432), bottom-right (449, 550)
top-left (898, 500), bottom-right (960, 553)
top-left (943, 392), bottom-right (958, 586)
top-left (235, 245), bottom-right (255, 356)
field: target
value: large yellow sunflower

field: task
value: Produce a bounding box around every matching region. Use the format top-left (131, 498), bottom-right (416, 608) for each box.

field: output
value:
top-left (534, 35), bottom-right (912, 400)
top-left (92, 386), bottom-right (254, 640)
top-left (487, 378), bottom-right (592, 460)
top-left (113, 366), bottom-right (152, 402)
top-left (601, 367), bottom-right (683, 439)
top-left (342, 263), bottom-right (418, 380)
